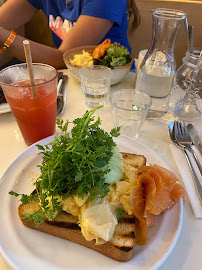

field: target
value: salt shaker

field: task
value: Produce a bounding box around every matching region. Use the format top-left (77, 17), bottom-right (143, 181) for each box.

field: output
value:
top-left (169, 48), bottom-right (202, 121)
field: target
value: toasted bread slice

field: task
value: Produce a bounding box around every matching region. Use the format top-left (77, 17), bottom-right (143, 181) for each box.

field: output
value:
top-left (121, 152), bottom-right (146, 168)
top-left (18, 201), bottom-right (136, 261)
top-left (18, 152), bottom-right (146, 261)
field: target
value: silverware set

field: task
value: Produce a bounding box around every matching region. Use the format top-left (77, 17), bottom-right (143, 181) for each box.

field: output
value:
top-left (168, 120), bottom-right (202, 205)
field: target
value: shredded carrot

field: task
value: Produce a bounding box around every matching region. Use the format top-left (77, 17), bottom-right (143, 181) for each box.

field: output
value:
top-left (92, 39), bottom-right (111, 59)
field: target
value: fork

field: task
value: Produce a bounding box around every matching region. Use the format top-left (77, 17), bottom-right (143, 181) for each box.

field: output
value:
top-left (173, 121), bottom-right (202, 205)
top-left (174, 120), bottom-right (202, 176)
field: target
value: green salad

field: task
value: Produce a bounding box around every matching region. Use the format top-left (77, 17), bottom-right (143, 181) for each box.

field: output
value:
top-left (94, 44), bottom-right (132, 68)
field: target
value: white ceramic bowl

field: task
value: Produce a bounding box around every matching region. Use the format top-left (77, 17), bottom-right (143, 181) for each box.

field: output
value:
top-left (63, 45), bottom-right (133, 85)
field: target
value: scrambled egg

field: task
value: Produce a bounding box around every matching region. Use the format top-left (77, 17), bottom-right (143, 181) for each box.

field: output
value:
top-left (45, 163), bottom-right (138, 244)
top-left (108, 164), bottom-right (139, 215)
top-left (69, 50), bottom-right (93, 67)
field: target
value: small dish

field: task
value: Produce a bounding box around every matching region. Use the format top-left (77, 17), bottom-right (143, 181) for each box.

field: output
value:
top-left (63, 45), bottom-right (133, 85)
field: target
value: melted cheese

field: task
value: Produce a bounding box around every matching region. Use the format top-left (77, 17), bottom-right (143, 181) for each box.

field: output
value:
top-left (80, 203), bottom-right (117, 244)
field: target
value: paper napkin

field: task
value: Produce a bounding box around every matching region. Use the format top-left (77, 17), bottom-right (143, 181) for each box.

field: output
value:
top-left (170, 144), bottom-right (202, 218)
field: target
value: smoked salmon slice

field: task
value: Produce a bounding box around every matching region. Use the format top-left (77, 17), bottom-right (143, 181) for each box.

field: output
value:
top-left (129, 182), bottom-right (149, 245)
top-left (130, 164), bottom-right (185, 245)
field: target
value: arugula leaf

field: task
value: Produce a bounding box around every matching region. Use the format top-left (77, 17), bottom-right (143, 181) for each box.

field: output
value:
top-left (110, 127), bottom-right (120, 137)
top-left (21, 211), bottom-right (44, 228)
top-left (10, 106), bottom-right (121, 225)
top-left (9, 190), bottom-right (38, 204)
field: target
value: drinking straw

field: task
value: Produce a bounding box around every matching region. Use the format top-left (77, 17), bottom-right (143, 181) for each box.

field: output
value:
top-left (188, 25), bottom-right (194, 54)
top-left (23, 40), bottom-right (37, 98)
top-left (199, 50), bottom-right (202, 66)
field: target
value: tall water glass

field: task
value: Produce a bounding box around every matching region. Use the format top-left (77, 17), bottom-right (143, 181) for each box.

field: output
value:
top-left (79, 65), bottom-right (111, 108)
top-left (0, 63), bottom-right (58, 145)
top-left (110, 89), bottom-right (151, 138)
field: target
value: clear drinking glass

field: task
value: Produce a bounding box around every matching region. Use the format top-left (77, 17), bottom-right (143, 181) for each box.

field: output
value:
top-left (109, 89), bottom-right (151, 138)
top-left (135, 8), bottom-right (187, 118)
top-left (169, 48), bottom-right (202, 121)
top-left (0, 63), bottom-right (58, 145)
top-left (79, 65), bottom-right (111, 108)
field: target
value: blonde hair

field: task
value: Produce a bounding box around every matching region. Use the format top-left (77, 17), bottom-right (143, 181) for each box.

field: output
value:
top-left (127, 0), bottom-right (141, 33)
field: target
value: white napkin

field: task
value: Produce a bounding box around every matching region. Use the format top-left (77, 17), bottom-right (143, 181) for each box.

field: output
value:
top-left (170, 144), bottom-right (202, 218)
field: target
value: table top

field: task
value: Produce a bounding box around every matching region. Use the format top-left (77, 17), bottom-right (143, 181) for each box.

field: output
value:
top-left (0, 70), bottom-right (201, 270)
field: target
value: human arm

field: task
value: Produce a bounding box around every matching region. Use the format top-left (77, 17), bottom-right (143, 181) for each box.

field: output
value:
top-left (59, 15), bottom-right (113, 52)
top-left (0, 15), bottom-right (113, 69)
top-left (0, 0), bottom-right (35, 67)
top-left (0, 0), bottom-right (113, 69)
top-left (0, 25), bottom-right (24, 68)
top-left (0, 0), bottom-right (65, 68)
top-left (0, 0), bottom-right (37, 30)
top-left (0, 0), bottom-right (28, 67)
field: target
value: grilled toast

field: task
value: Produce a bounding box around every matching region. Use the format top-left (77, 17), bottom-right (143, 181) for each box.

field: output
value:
top-left (18, 152), bottom-right (146, 261)
top-left (18, 201), bottom-right (136, 261)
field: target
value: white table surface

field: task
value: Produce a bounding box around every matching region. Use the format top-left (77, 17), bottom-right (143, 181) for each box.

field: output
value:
top-left (0, 70), bottom-right (202, 270)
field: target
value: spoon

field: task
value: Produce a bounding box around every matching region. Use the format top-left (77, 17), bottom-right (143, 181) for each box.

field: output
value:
top-left (57, 75), bottom-right (68, 116)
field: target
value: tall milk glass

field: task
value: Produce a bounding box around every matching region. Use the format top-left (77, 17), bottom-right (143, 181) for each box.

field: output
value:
top-left (135, 8), bottom-right (187, 118)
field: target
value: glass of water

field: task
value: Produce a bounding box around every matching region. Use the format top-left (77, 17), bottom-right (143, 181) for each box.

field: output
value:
top-left (110, 89), bottom-right (151, 138)
top-left (79, 65), bottom-right (111, 108)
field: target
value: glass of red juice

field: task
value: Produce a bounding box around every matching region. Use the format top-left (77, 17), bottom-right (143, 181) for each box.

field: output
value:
top-left (0, 63), bottom-right (58, 145)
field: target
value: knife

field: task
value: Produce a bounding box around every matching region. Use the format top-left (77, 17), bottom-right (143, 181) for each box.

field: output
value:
top-left (58, 71), bottom-right (63, 82)
top-left (57, 75), bottom-right (68, 116)
top-left (187, 123), bottom-right (202, 154)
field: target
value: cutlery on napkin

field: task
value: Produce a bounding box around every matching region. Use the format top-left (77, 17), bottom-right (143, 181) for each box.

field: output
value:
top-left (170, 144), bottom-right (202, 218)
top-left (187, 123), bottom-right (202, 154)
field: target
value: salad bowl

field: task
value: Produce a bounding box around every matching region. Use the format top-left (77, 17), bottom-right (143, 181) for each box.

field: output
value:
top-left (63, 45), bottom-right (133, 85)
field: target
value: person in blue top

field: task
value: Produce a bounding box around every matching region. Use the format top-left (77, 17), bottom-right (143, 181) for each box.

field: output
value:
top-left (0, 0), bottom-right (140, 69)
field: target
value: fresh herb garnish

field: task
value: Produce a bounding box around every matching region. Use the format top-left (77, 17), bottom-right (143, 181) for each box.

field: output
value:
top-left (9, 190), bottom-right (38, 204)
top-left (116, 208), bottom-right (125, 222)
top-left (10, 106), bottom-right (120, 226)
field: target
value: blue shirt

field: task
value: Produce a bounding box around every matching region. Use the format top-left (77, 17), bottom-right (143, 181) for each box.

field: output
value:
top-left (27, 0), bottom-right (131, 52)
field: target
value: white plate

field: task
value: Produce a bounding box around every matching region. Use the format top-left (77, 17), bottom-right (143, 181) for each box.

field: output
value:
top-left (0, 102), bottom-right (11, 114)
top-left (0, 135), bottom-right (183, 270)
